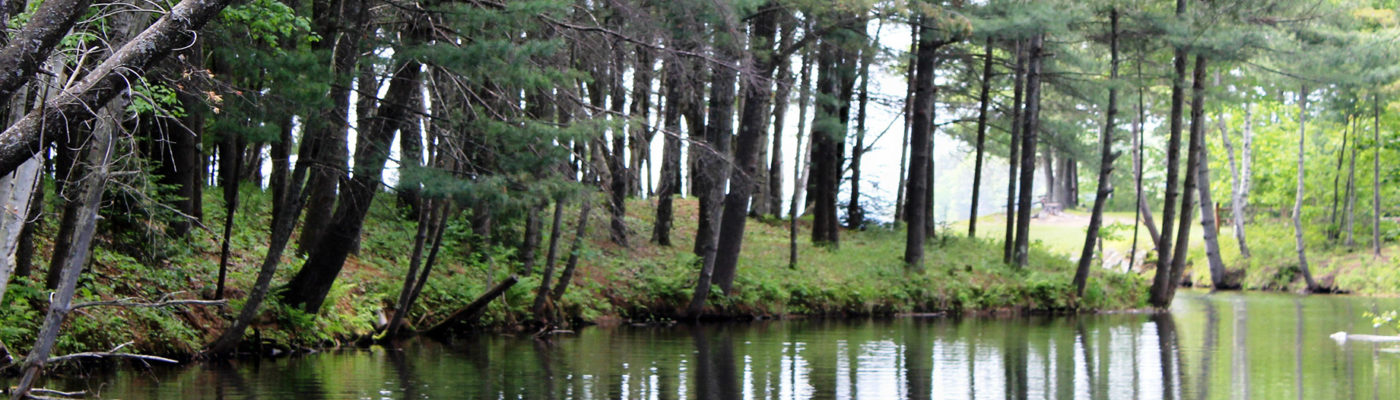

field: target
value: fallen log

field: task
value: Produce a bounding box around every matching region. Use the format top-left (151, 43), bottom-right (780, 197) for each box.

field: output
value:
top-left (423, 276), bottom-right (518, 338)
top-left (1330, 331), bottom-right (1400, 344)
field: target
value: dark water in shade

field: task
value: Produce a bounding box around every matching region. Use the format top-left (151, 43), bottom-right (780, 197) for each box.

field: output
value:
top-left (37, 290), bottom-right (1400, 399)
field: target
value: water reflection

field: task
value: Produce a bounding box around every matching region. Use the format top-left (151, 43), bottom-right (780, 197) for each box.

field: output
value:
top-left (38, 291), bottom-right (1400, 399)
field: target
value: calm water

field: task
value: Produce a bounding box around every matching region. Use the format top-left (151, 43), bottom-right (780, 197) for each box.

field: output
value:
top-left (37, 291), bottom-right (1400, 399)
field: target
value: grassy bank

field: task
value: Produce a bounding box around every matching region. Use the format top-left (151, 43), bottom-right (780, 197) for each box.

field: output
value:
top-left (954, 209), bottom-right (1400, 294)
top-left (0, 188), bottom-right (1147, 362)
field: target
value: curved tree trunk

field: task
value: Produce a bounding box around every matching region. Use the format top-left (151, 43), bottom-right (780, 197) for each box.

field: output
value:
top-left (1199, 115), bottom-right (1230, 289)
top-left (1148, 0), bottom-right (1190, 308)
top-left (1219, 95), bottom-right (1252, 259)
top-left (1074, 9), bottom-right (1118, 297)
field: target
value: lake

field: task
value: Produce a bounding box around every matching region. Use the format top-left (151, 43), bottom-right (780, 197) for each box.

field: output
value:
top-left (41, 290), bottom-right (1400, 399)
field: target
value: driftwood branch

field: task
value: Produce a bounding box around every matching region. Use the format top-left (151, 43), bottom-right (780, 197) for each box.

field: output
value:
top-left (22, 388), bottom-right (87, 399)
top-left (45, 341), bottom-right (177, 365)
top-left (72, 297), bottom-right (226, 310)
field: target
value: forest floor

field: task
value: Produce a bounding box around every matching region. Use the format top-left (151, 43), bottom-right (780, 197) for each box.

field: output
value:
top-left (1, 188), bottom-right (1150, 363)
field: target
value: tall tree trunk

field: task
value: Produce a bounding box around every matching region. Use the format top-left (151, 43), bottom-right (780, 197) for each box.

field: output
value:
top-left (789, 45), bottom-right (813, 269)
top-left (1374, 95), bottom-right (1383, 257)
top-left (896, 24), bottom-right (918, 223)
top-left (810, 22), bottom-right (856, 248)
top-left (767, 12), bottom-right (795, 218)
top-left (283, 58), bottom-right (423, 313)
top-left (709, 2), bottom-right (778, 296)
top-left (968, 38), bottom-right (994, 238)
top-left (1219, 86), bottom-right (1252, 258)
top-left (214, 129), bottom-right (245, 299)
top-left (1129, 62), bottom-right (1148, 270)
top-left (904, 15), bottom-right (943, 271)
top-left (607, 40), bottom-right (629, 248)
top-left (1013, 34), bottom-right (1045, 267)
top-left (1074, 9), bottom-right (1118, 297)
top-left (687, 10), bottom-right (741, 316)
top-left (1345, 116), bottom-right (1359, 247)
top-left (1166, 55), bottom-right (1208, 302)
top-left (629, 45), bottom-right (654, 200)
top-left (1293, 86), bottom-right (1320, 292)
top-left (846, 20), bottom-right (880, 229)
top-left (1199, 115), bottom-right (1230, 289)
top-left (651, 60), bottom-right (681, 246)
top-left (1003, 39), bottom-right (1025, 264)
top-left (1148, 0), bottom-right (1190, 308)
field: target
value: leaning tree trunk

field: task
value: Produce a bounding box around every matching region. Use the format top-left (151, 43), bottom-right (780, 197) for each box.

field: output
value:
top-left (532, 199), bottom-right (566, 320)
top-left (214, 129), bottom-right (245, 299)
top-left (1219, 92), bottom-right (1252, 259)
top-left (968, 38), bottom-right (994, 238)
top-left (686, 15), bottom-right (740, 317)
top-left (1013, 34), bottom-right (1045, 267)
top-left (1148, 0), bottom-right (1190, 308)
top-left (1166, 55), bottom-right (1208, 303)
top-left (1073, 9), bottom-right (1118, 297)
top-left (1198, 115), bottom-right (1230, 289)
top-left (903, 14), bottom-right (941, 272)
top-left (709, 2), bottom-right (778, 296)
top-left (1003, 39), bottom-right (1025, 264)
top-left (11, 99), bottom-right (116, 400)
top-left (1329, 117), bottom-right (1350, 242)
top-left (1293, 86), bottom-right (1320, 292)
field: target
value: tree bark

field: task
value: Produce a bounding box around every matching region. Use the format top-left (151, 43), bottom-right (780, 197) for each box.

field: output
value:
top-left (1129, 63), bottom-right (1148, 270)
top-left (1219, 92), bottom-right (1252, 258)
top-left (1003, 39), bottom-right (1025, 264)
top-left (767, 12), bottom-right (796, 218)
top-left (1148, 0), bottom-right (1190, 308)
top-left (810, 21), bottom-right (856, 248)
top-left (1199, 114), bottom-right (1230, 289)
top-left (709, 2), bottom-right (778, 296)
top-left (1293, 86), bottom-right (1320, 292)
top-left (1329, 117), bottom-right (1349, 241)
top-left (550, 196), bottom-right (592, 302)
top-left (904, 15), bottom-right (943, 271)
top-left (532, 199), bottom-right (566, 319)
top-left (968, 38), bottom-right (994, 238)
top-left (607, 39), bottom-right (629, 248)
top-left (1345, 116), bottom-right (1359, 247)
top-left (1165, 55), bottom-right (1208, 303)
top-left (1013, 34), bottom-right (1045, 267)
top-left (788, 44), bottom-right (813, 269)
top-left (1374, 95), bottom-right (1382, 257)
top-left (214, 128), bottom-right (245, 299)
top-left (11, 98), bottom-right (116, 400)
top-left (897, 24), bottom-right (918, 224)
top-left (846, 20), bottom-right (880, 229)
top-left (1074, 9), bottom-right (1118, 297)
top-left (385, 199), bottom-right (434, 337)
top-left (687, 4), bottom-right (743, 317)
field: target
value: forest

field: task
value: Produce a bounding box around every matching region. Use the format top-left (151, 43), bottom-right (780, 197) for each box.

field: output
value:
top-left (0, 0), bottom-right (1399, 397)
